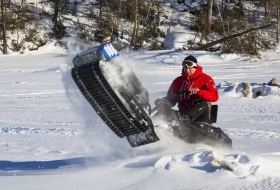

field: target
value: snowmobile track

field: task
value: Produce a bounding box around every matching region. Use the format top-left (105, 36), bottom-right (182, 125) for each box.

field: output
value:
top-left (71, 61), bottom-right (159, 146)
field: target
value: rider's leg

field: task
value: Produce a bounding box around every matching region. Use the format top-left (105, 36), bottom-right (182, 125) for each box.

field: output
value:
top-left (182, 99), bottom-right (210, 123)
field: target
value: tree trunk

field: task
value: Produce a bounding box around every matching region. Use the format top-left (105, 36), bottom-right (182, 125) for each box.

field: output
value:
top-left (131, 15), bottom-right (138, 45)
top-left (1, 0), bottom-right (8, 54)
top-left (52, 0), bottom-right (60, 23)
top-left (206, 0), bottom-right (213, 33)
top-left (264, 0), bottom-right (269, 20)
top-left (238, 0), bottom-right (243, 10)
top-left (215, 0), bottom-right (226, 36)
top-left (221, 0), bottom-right (224, 14)
top-left (139, 2), bottom-right (152, 44)
top-left (130, 0), bottom-right (138, 45)
top-left (199, 0), bottom-right (213, 44)
top-left (277, 1), bottom-right (280, 44)
top-left (194, 24), bottom-right (272, 50)
top-left (99, 0), bottom-right (103, 19)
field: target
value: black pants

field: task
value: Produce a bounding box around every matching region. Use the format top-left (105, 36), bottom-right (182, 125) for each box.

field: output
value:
top-left (182, 99), bottom-right (210, 123)
top-left (153, 99), bottom-right (210, 124)
top-left (152, 99), bottom-right (215, 143)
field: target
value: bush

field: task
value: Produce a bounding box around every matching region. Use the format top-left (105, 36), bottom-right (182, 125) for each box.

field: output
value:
top-left (221, 31), bottom-right (271, 56)
top-left (51, 21), bottom-right (67, 40)
top-left (150, 41), bottom-right (163, 50)
top-left (10, 39), bottom-right (26, 53)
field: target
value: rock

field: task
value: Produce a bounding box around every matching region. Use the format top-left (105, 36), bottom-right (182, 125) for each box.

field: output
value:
top-left (241, 82), bottom-right (252, 98)
top-left (267, 78), bottom-right (278, 86)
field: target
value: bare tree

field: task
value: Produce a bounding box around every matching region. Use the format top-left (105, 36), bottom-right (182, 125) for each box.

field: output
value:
top-left (99, 0), bottom-right (103, 19)
top-left (199, 0), bottom-right (213, 44)
top-left (206, 0), bottom-right (213, 33)
top-left (130, 0), bottom-right (139, 46)
top-left (277, 0), bottom-right (280, 43)
top-left (238, 0), bottom-right (243, 10)
top-left (269, 0), bottom-right (280, 43)
top-left (1, 0), bottom-right (8, 54)
top-left (264, 0), bottom-right (269, 20)
top-left (52, 0), bottom-right (60, 24)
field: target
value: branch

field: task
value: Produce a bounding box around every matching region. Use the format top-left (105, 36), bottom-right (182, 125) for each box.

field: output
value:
top-left (193, 24), bottom-right (272, 51)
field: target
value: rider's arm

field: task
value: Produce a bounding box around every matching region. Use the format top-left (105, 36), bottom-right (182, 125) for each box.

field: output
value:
top-left (197, 79), bottom-right (219, 102)
top-left (166, 81), bottom-right (179, 107)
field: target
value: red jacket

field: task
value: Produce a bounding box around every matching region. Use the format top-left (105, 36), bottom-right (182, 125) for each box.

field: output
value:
top-left (167, 65), bottom-right (218, 112)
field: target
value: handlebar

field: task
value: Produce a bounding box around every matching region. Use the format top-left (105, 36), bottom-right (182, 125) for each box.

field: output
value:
top-left (150, 90), bottom-right (190, 116)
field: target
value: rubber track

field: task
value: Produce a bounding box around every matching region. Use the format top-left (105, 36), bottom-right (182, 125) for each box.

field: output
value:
top-left (175, 121), bottom-right (232, 148)
top-left (189, 122), bottom-right (232, 147)
top-left (71, 61), bottom-right (153, 138)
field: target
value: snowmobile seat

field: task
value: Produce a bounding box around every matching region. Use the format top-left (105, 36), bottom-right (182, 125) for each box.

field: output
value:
top-left (210, 105), bottom-right (218, 124)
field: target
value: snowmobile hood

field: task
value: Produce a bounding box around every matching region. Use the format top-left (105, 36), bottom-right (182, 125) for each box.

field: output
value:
top-left (72, 43), bottom-right (119, 67)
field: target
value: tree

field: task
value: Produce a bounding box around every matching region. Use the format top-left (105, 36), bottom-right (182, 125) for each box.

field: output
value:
top-left (1, 0), bottom-right (8, 54)
top-left (264, 0), bottom-right (270, 20)
top-left (277, 0), bottom-right (280, 43)
top-left (51, 0), bottom-right (67, 39)
top-left (199, 0), bottom-right (213, 44)
top-left (130, 0), bottom-right (139, 46)
top-left (52, 0), bottom-right (60, 24)
top-left (206, 0), bottom-right (213, 33)
top-left (269, 0), bottom-right (280, 44)
top-left (238, 0), bottom-right (243, 10)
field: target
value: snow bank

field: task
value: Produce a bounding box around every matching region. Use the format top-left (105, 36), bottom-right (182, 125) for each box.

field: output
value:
top-left (217, 80), bottom-right (280, 98)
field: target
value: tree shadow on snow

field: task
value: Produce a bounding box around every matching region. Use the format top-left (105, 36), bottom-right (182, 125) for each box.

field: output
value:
top-left (0, 156), bottom-right (116, 172)
top-left (0, 157), bottom-right (87, 171)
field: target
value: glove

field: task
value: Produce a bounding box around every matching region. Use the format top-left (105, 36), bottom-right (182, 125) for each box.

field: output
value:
top-left (154, 98), bottom-right (163, 105)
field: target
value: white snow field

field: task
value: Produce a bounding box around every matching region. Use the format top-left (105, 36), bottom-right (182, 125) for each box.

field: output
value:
top-left (1, 43), bottom-right (280, 189)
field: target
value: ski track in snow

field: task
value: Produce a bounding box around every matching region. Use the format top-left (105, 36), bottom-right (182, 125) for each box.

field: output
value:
top-left (240, 178), bottom-right (280, 190)
top-left (226, 128), bottom-right (280, 140)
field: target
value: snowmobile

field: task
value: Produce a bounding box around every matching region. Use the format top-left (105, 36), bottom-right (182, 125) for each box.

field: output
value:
top-left (71, 43), bottom-right (232, 148)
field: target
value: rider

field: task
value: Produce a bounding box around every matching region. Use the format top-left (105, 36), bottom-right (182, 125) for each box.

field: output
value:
top-left (155, 55), bottom-right (218, 124)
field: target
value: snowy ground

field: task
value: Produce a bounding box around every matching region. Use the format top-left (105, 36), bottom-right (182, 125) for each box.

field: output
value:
top-left (1, 44), bottom-right (280, 189)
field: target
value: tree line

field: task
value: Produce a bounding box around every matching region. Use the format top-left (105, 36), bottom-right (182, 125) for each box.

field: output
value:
top-left (0, 0), bottom-right (280, 56)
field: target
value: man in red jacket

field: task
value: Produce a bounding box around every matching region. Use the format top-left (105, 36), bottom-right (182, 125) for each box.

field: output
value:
top-left (155, 55), bottom-right (218, 124)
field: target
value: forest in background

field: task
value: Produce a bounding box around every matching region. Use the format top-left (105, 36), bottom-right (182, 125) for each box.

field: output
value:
top-left (0, 0), bottom-right (280, 57)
